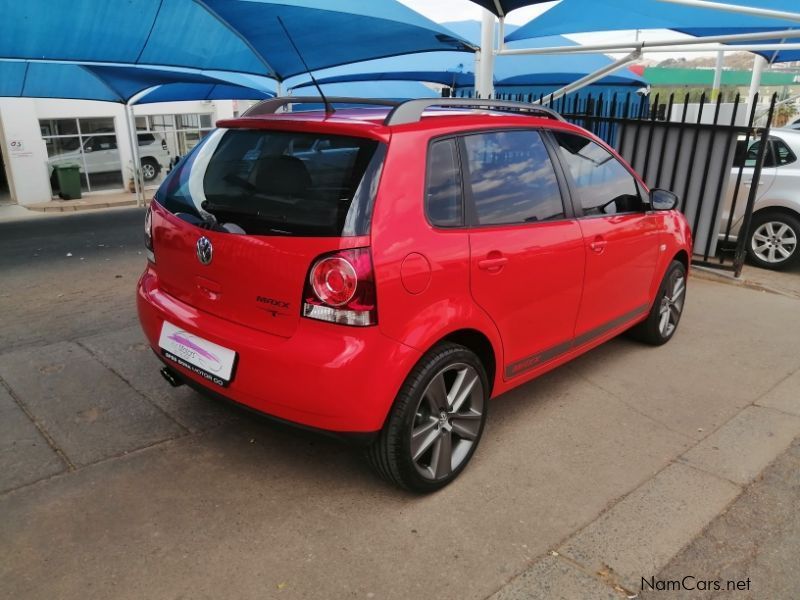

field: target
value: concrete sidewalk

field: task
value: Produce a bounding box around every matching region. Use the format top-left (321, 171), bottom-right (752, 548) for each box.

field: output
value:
top-left (24, 190), bottom-right (149, 213)
top-left (641, 437), bottom-right (800, 600)
top-left (1, 215), bottom-right (799, 600)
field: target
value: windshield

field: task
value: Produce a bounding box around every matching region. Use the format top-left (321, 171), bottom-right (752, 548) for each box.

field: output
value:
top-left (155, 129), bottom-right (385, 237)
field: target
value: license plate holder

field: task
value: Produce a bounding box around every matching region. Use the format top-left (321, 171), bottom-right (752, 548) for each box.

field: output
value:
top-left (158, 321), bottom-right (237, 387)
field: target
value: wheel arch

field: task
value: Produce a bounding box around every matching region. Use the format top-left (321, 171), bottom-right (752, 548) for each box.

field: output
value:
top-left (752, 205), bottom-right (800, 222)
top-left (673, 249), bottom-right (690, 271)
top-left (437, 328), bottom-right (498, 396)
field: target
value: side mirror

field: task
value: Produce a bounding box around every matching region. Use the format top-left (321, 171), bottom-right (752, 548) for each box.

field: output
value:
top-left (650, 188), bottom-right (678, 211)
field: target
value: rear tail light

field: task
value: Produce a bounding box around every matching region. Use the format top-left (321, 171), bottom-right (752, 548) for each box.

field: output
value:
top-left (144, 204), bottom-right (155, 263)
top-left (303, 248), bottom-right (376, 327)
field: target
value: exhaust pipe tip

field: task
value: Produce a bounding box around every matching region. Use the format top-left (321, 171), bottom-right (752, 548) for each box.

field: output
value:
top-left (160, 366), bottom-right (184, 388)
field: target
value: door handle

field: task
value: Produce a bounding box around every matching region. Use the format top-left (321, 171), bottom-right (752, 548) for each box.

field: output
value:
top-left (478, 254), bottom-right (508, 271)
top-left (589, 238), bottom-right (607, 254)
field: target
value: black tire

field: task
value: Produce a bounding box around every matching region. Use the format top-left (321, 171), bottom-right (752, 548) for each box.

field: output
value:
top-left (366, 342), bottom-right (489, 493)
top-left (629, 260), bottom-right (687, 346)
top-left (140, 158), bottom-right (160, 182)
top-left (746, 210), bottom-right (800, 271)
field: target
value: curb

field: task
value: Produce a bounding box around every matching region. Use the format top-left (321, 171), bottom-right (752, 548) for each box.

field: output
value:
top-left (690, 265), bottom-right (799, 300)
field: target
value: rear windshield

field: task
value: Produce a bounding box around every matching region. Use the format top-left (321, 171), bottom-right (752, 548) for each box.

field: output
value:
top-left (155, 129), bottom-right (385, 237)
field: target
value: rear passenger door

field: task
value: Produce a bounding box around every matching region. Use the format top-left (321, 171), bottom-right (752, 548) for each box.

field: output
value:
top-left (550, 131), bottom-right (659, 341)
top-left (462, 129), bottom-right (585, 379)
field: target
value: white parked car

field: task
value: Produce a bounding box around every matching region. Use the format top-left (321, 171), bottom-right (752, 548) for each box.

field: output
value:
top-left (48, 133), bottom-right (170, 183)
top-left (723, 128), bottom-right (800, 270)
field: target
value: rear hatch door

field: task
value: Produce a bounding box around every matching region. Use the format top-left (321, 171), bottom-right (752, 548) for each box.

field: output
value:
top-left (151, 126), bottom-right (385, 339)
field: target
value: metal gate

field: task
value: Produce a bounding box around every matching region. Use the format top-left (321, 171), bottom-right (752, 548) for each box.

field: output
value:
top-left (483, 90), bottom-right (779, 276)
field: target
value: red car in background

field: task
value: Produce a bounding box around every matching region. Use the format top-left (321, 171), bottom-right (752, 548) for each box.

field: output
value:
top-left (138, 98), bottom-right (692, 492)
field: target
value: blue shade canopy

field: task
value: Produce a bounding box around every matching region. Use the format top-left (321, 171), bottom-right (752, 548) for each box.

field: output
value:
top-left (508, 0), bottom-right (800, 62)
top-left (0, 0), bottom-right (473, 81)
top-left (290, 22), bottom-right (645, 90)
top-left (467, 0), bottom-right (554, 17)
top-left (0, 61), bottom-right (274, 103)
top-left (289, 52), bottom-right (477, 89)
top-left (292, 80), bottom-right (438, 100)
top-left (135, 83), bottom-right (274, 105)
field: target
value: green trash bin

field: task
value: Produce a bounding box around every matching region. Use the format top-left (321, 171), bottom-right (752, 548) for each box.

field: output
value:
top-left (55, 164), bottom-right (82, 200)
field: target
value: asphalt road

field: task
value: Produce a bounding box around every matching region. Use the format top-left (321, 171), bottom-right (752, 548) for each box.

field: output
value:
top-left (0, 207), bottom-right (147, 351)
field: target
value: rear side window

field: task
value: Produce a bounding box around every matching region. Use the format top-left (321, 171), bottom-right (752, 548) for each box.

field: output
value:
top-left (773, 138), bottom-right (796, 167)
top-left (463, 130), bottom-right (564, 226)
top-left (426, 139), bottom-right (463, 227)
top-left (736, 139), bottom-right (776, 168)
top-left (156, 129), bottom-right (385, 237)
top-left (553, 132), bottom-right (642, 216)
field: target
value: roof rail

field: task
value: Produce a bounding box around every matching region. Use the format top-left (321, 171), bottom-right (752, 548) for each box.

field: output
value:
top-left (383, 98), bottom-right (565, 126)
top-left (242, 96), bottom-right (401, 117)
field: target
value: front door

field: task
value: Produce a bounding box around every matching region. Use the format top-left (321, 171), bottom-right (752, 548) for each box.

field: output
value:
top-left (463, 129), bottom-right (585, 379)
top-left (550, 131), bottom-right (660, 338)
top-left (722, 136), bottom-right (780, 235)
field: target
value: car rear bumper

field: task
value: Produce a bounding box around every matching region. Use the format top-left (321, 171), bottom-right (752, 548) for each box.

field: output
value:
top-left (137, 268), bottom-right (421, 434)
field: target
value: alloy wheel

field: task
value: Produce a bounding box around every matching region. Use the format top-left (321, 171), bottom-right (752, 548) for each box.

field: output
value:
top-left (658, 270), bottom-right (685, 338)
top-left (410, 363), bottom-right (484, 481)
top-left (142, 162), bottom-right (157, 180)
top-left (751, 221), bottom-right (798, 264)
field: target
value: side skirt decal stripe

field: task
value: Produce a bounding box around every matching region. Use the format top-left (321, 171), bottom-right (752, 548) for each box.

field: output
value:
top-left (504, 303), bottom-right (650, 378)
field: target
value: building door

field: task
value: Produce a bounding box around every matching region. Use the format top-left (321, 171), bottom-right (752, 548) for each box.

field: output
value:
top-left (0, 139), bottom-right (11, 204)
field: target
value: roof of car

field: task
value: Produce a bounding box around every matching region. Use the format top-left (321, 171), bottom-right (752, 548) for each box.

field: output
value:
top-left (217, 104), bottom-right (581, 141)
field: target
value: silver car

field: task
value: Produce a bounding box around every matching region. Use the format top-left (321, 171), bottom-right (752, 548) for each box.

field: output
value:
top-left (723, 128), bottom-right (800, 270)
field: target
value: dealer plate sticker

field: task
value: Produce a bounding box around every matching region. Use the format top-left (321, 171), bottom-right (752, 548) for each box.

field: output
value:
top-left (158, 321), bottom-right (236, 387)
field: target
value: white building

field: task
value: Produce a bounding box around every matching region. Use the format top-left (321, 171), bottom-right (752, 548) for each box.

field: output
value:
top-left (0, 98), bottom-right (254, 206)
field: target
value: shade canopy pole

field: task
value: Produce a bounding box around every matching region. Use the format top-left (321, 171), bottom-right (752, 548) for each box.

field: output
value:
top-left (497, 27), bottom-right (800, 55)
top-left (746, 54), bottom-right (767, 111)
top-left (124, 103), bottom-right (143, 207)
top-left (657, 0), bottom-right (800, 23)
top-left (711, 50), bottom-right (725, 101)
top-left (477, 9), bottom-right (496, 98)
top-left (535, 50), bottom-right (642, 103)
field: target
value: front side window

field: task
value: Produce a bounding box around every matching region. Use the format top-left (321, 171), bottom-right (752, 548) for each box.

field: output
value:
top-left (156, 129), bottom-right (385, 237)
top-left (463, 130), bottom-right (564, 226)
top-left (426, 139), bottom-right (463, 227)
top-left (553, 132), bottom-right (643, 216)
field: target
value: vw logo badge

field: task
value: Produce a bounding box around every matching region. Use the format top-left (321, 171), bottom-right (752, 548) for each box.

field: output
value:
top-left (196, 236), bottom-right (213, 265)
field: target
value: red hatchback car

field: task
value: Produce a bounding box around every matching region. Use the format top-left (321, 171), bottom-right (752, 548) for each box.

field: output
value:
top-left (138, 98), bottom-right (692, 492)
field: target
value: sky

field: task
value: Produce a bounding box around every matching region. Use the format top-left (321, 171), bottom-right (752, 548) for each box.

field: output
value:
top-left (398, 0), bottom-right (724, 62)
top-left (398, 0), bottom-right (554, 26)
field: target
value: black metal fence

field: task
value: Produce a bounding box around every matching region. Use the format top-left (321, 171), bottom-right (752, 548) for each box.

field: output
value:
top-left (467, 89), bottom-right (779, 276)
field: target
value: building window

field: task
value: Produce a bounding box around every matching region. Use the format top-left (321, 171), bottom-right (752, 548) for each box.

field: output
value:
top-left (135, 112), bottom-right (214, 186)
top-left (40, 117), bottom-right (124, 194)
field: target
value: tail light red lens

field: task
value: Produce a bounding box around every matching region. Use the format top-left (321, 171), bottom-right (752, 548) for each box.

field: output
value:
top-left (144, 204), bottom-right (155, 263)
top-left (310, 257), bottom-right (357, 307)
top-left (303, 248), bottom-right (376, 326)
